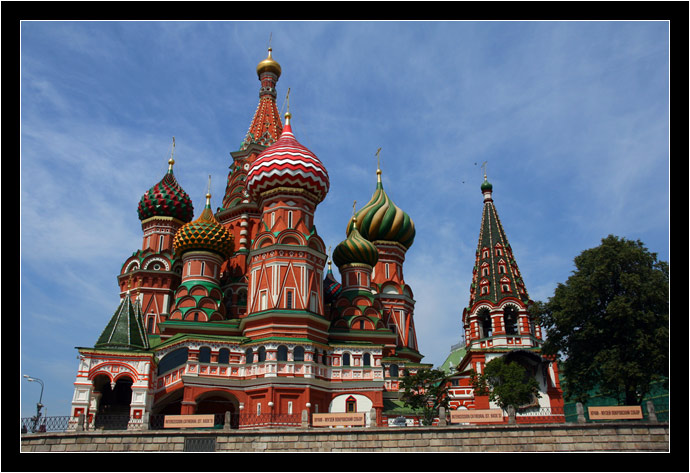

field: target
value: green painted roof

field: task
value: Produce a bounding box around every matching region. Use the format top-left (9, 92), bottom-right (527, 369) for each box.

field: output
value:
top-left (438, 344), bottom-right (467, 374)
top-left (470, 180), bottom-right (530, 307)
top-left (95, 295), bottom-right (149, 351)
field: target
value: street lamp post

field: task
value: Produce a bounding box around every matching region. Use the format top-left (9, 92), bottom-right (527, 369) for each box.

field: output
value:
top-left (23, 375), bottom-right (45, 432)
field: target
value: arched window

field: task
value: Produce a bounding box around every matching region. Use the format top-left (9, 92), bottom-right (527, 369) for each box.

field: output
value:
top-left (157, 347), bottom-right (188, 375)
top-left (257, 346), bottom-right (266, 362)
top-left (363, 353), bottom-right (371, 366)
top-left (478, 308), bottom-right (492, 338)
top-left (342, 353), bottom-right (351, 367)
top-left (245, 348), bottom-right (254, 364)
top-left (287, 211), bottom-right (293, 228)
top-left (504, 305), bottom-right (519, 335)
top-left (147, 316), bottom-right (155, 334)
top-left (198, 346), bottom-right (211, 363)
top-left (294, 346), bottom-right (305, 362)
top-left (218, 348), bottom-right (230, 364)
top-left (346, 396), bottom-right (357, 413)
top-left (277, 345), bottom-right (288, 361)
top-left (389, 364), bottom-right (399, 378)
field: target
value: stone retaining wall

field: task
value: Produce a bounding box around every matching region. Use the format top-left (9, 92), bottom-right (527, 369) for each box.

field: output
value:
top-left (21, 422), bottom-right (668, 453)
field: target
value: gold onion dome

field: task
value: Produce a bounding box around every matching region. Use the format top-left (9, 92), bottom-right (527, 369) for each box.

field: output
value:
top-left (256, 47), bottom-right (281, 78)
top-left (173, 192), bottom-right (234, 259)
top-left (333, 218), bottom-right (379, 268)
top-left (347, 169), bottom-right (415, 250)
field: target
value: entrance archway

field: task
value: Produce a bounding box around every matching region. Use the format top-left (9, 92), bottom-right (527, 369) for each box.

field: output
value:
top-left (195, 391), bottom-right (240, 429)
top-left (93, 374), bottom-right (134, 429)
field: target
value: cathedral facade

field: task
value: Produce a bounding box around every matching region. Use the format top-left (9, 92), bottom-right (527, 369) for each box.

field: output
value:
top-left (70, 47), bottom-right (429, 428)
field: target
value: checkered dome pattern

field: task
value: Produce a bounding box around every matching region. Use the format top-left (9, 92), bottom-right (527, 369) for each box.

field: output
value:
top-left (246, 124), bottom-right (329, 204)
top-left (138, 171), bottom-right (194, 222)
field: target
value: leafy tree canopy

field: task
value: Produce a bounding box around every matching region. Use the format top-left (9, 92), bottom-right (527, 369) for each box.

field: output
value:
top-left (400, 368), bottom-right (451, 425)
top-left (470, 356), bottom-right (541, 411)
top-left (529, 235), bottom-right (669, 405)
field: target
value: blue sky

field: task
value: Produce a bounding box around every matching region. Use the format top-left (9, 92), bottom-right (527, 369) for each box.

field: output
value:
top-left (20, 21), bottom-right (669, 417)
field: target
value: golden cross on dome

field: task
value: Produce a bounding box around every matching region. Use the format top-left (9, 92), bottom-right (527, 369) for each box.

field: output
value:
top-left (352, 200), bottom-right (357, 217)
top-left (481, 161), bottom-right (488, 180)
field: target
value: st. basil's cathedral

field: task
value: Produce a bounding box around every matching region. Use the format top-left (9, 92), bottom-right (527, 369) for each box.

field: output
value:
top-left (70, 46), bottom-right (563, 428)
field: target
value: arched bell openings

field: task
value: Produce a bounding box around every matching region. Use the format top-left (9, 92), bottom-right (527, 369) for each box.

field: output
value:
top-left (477, 307), bottom-right (492, 338)
top-left (503, 304), bottom-right (519, 335)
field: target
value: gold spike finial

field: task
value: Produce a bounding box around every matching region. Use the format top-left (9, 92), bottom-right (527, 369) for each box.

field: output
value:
top-left (285, 87), bottom-right (291, 124)
top-left (375, 147), bottom-right (382, 182)
top-left (481, 161), bottom-right (488, 180)
top-left (168, 137), bottom-right (176, 171)
top-left (206, 175), bottom-right (212, 206)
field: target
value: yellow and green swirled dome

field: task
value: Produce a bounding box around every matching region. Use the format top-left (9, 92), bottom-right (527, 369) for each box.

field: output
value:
top-left (173, 198), bottom-right (234, 259)
top-left (347, 175), bottom-right (415, 250)
top-left (333, 220), bottom-right (379, 268)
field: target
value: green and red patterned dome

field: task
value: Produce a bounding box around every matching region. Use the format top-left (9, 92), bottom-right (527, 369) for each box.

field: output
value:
top-left (333, 218), bottom-right (379, 268)
top-left (138, 159), bottom-right (194, 222)
top-left (173, 193), bottom-right (234, 259)
top-left (347, 169), bottom-right (415, 250)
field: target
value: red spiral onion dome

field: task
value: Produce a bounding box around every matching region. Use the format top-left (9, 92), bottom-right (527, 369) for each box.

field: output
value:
top-left (246, 113), bottom-right (329, 204)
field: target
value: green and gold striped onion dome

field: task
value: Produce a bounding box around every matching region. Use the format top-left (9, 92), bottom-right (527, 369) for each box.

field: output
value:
top-left (173, 205), bottom-right (234, 259)
top-left (333, 223), bottom-right (379, 268)
top-left (347, 181), bottom-right (415, 249)
top-left (138, 167), bottom-right (194, 223)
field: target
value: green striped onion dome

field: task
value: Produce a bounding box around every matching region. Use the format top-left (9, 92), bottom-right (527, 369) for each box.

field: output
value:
top-left (347, 175), bottom-right (415, 249)
top-left (138, 162), bottom-right (194, 222)
top-left (173, 199), bottom-right (234, 259)
top-left (333, 220), bottom-right (379, 268)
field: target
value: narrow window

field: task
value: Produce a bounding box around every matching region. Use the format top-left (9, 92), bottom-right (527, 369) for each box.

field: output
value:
top-left (257, 403), bottom-right (262, 416)
top-left (271, 212), bottom-right (275, 228)
top-left (385, 263), bottom-right (390, 279)
top-left (277, 345), bottom-right (288, 361)
top-left (147, 316), bottom-right (154, 334)
top-left (294, 346), bottom-right (305, 362)
top-left (363, 353), bottom-right (371, 366)
top-left (288, 401), bottom-right (293, 415)
top-left (200, 262), bottom-right (205, 276)
top-left (257, 346), bottom-right (266, 362)
top-left (218, 348), bottom-right (230, 364)
top-left (342, 353), bottom-right (351, 366)
top-left (346, 396), bottom-right (357, 413)
top-left (288, 211), bottom-right (293, 228)
top-left (245, 348), bottom-right (254, 364)
top-left (199, 346), bottom-right (211, 363)
top-left (158, 235), bottom-right (164, 252)
top-left (286, 290), bottom-right (293, 309)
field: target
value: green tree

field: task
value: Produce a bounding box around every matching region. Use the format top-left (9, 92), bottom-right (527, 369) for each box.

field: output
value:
top-left (400, 369), bottom-right (451, 425)
top-left (470, 357), bottom-right (541, 411)
top-left (530, 235), bottom-right (669, 405)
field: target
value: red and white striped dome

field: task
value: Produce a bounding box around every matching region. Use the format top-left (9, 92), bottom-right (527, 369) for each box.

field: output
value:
top-left (246, 115), bottom-right (329, 204)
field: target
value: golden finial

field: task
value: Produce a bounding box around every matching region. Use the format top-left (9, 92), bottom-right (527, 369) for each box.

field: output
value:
top-left (206, 175), bottom-right (212, 205)
top-left (375, 148), bottom-right (382, 182)
top-left (481, 161), bottom-right (488, 180)
top-left (284, 87), bottom-right (291, 125)
top-left (351, 200), bottom-right (358, 228)
top-left (168, 137), bottom-right (176, 172)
